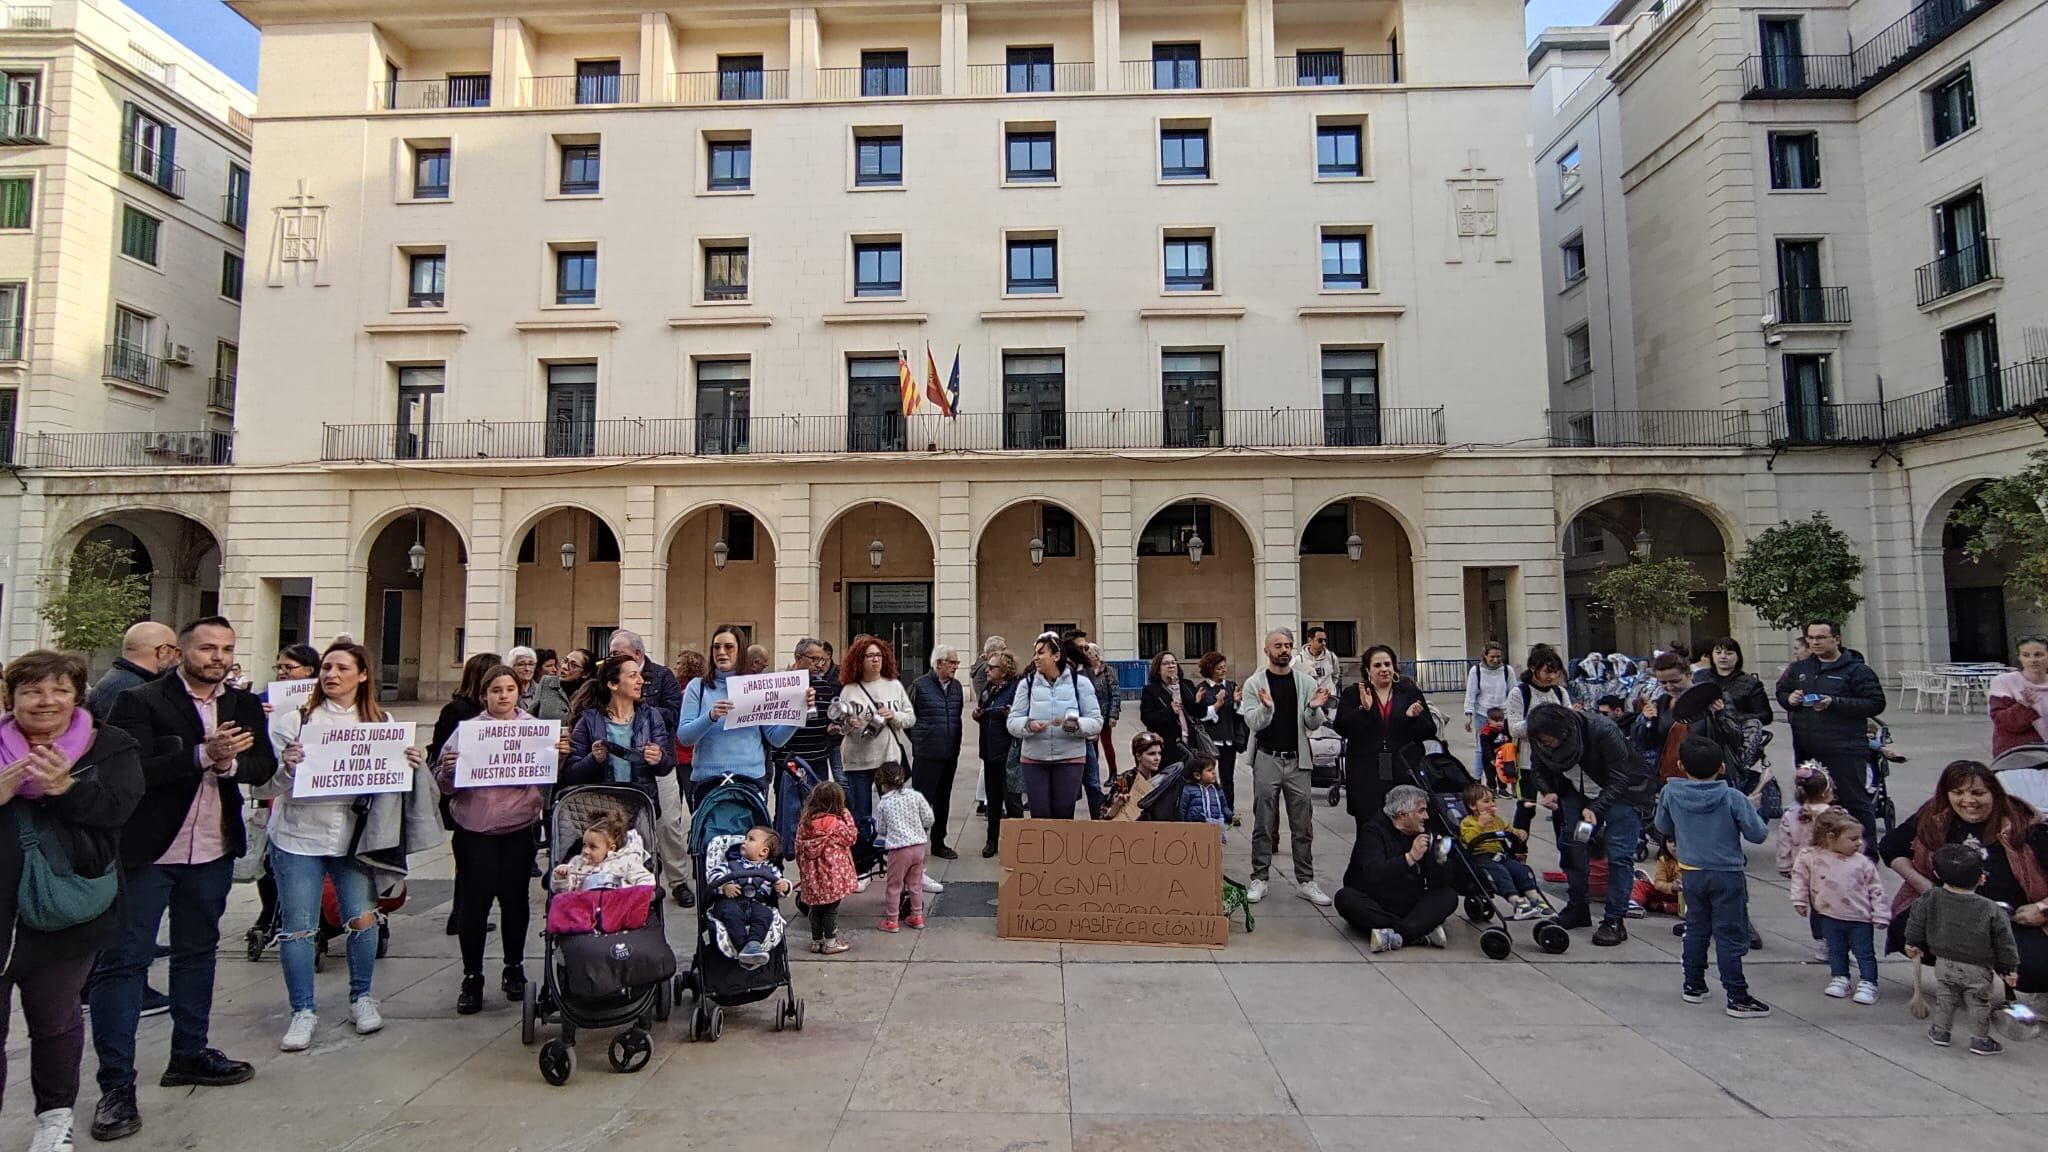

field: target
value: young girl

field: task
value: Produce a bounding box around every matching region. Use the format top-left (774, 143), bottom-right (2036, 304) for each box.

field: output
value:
top-left (871, 762), bottom-right (933, 932)
top-left (1790, 808), bottom-right (1888, 1005)
top-left (795, 780), bottom-right (858, 954)
top-left (1102, 732), bottom-right (1167, 821)
top-left (1631, 838), bottom-right (1682, 916)
top-left (1777, 764), bottom-right (1836, 961)
top-left (551, 805), bottom-right (656, 892)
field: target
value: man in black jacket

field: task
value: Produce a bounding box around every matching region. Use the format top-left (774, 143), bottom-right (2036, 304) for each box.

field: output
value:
top-left (1775, 619), bottom-right (1886, 854)
top-left (84, 620), bottom-right (178, 720)
top-left (1333, 784), bottom-right (1457, 952)
top-left (910, 645), bottom-right (965, 859)
top-left (1526, 703), bottom-right (1654, 946)
top-left (87, 616), bottom-right (276, 1143)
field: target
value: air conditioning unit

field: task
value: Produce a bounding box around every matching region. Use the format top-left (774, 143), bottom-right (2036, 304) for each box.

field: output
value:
top-left (177, 433), bottom-right (211, 459)
top-left (142, 431), bottom-right (181, 454)
top-left (166, 343), bottom-right (194, 366)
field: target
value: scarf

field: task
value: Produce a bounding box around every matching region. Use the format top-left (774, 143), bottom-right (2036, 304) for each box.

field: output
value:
top-left (0, 708), bottom-right (96, 799)
top-left (1164, 679), bottom-right (1189, 736)
top-left (1526, 706), bottom-right (1583, 776)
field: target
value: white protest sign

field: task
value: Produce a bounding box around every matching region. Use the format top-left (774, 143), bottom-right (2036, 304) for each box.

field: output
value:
top-left (453, 718), bottom-right (561, 788)
top-left (292, 721), bottom-right (417, 799)
top-left (722, 670), bottom-right (810, 730)
top-left (265, 678), bottom-right (317, 712)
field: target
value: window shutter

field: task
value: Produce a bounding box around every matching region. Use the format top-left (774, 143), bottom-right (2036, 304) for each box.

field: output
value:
top-left (156, 123), bottom-right (177, 189)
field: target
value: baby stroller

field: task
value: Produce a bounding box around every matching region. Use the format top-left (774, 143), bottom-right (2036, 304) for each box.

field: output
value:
top-left (1870, 721), bottom-right (1914, 834)
top-left (1312, 728), bottom-right (1345, 806)
top-left (310, 877), bottom-right (399, 971)
top-left (1405, 743), bottom-right (1569, 961)
top-left (521, 785), bottom-right (677, 1086)
top-left (1991, 742), bottom-right (2048, 817)
top-left (674, 774), bottom-right (804, 1041)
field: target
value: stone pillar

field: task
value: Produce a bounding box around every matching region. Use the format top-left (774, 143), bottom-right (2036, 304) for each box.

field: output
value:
top-left (936, 481), bottom-right (973, 654)
top-left (463, 486), bottom-right (509, 654)
top-left (789, 8), bottom-right (820, 100)
top-left (1091, 0), bottom-right (1121, 92)
top-left (493, 17), bottom-right (534, 106)
top-left (777, 482), bottom-right (817, 649)
top-left (1416, 557), bottom-right (1468, 663)
top-left (1258, 477), bottom-right (1298, 638)
top-left (939, 2), bottom-right (968, 95)
top-left (1243, 0), bottom-right (1275, 88)
top-left (639, 11), bottom-right (675, 103)
top-left (620, 485), bottom-right (658, 645)
top-left (7, 487), bottom-right (49, 650)
top-left (1098, 480), bottom-right (1136, 659)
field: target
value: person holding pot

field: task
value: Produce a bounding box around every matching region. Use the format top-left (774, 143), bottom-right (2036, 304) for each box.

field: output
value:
top-left (1333, 644), bottom-right (1437, 838)
top-left (1, 651), bottom-right (144, 1152)
top-left (835, 636), bottom-right (917, 858)
top-left (1006, 632), bottom-right (1101, 821)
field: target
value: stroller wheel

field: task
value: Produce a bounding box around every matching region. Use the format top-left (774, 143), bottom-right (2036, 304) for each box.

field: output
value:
top-left (520, 976), bottom-right (538, 1046)
top-left (654, 979), bottom-right (672, 1023)
top-left (538, 1039), bottom-right (574, 1086)
top-left (1326, 784), bottom-right (1342, 807)
top-left (1534, 920), bottom-right (1571, 955)
top-left (792, 996), bottom-right (805, 1032)
top-left (312, 941), bottom-right (327, 974)
top-left (607, 1028), bottom-right (653, 1074)
top-left (1464, 896), bottom-right (1496, 924)
top-left (375, 921), bottom-right (390, 959)
top-left (245, 924), bottom-right (268, 964)
top-left (1480, 927), bottom-right (1513, 961)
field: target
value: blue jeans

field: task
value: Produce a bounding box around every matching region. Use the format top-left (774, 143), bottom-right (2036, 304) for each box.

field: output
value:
top-left (1555, 804), bottom-right (1641, 923)
top-left (270, 847), bottom-right (379, 1013)
top-left (1472, 853), bottom-right (1538, 899)
top-left (88, 857), bottom-right (235, 1091)
top-left (1817, 914), bottom-right (1878, 982)
top-left (1680, 868), bottom-right (1751, 996)
top-left (844, 769), bottom-right (877, 863)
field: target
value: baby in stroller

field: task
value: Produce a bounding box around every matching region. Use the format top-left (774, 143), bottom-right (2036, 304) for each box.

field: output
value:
top-left (1456, 783), bottom-right (1549, 920)
top-left (551, 805), bottom-right (656, 892)
top-left (708, 827), bottom-right (793, 968)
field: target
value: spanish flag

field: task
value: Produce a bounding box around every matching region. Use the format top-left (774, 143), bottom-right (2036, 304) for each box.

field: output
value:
top-left (897, 349), bottom-right (919, 417)
top-left (924, 344), bottom-right (954, 417)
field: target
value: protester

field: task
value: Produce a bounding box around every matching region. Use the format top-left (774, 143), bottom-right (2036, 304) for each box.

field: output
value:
top-left (1633, 652), bottom-right (1704, 781)
top-left (1292, 626), bottom-right (1342, 699)
top-left (1194, 652), bottom-right (1247, 824)
top-left (610, 630), bottom-right (682, 735)
top-left (1905, 844), bottom-right (2022, 1055)
top-left (1653, 736), bottom-right (1771, 1017)
top-left (1333, 644), bottom-right (1436, 838)
top-left (555, 648), bottom-right (593, 704)
top-left (674, 630), bottom-right (793, 807)
top-left (1525, 702), bottom-right (1654, 945)
top-left (973, 651), bottom-right (1021, 856)
top-left (1102, 732), bottom-right (1168, 822)
top-left (426, 653), bottom-right (499, 937)
top-left (1462, 642), bottom-right (1515, 767)
top-left (1882, 760), bottom-right (2048, 992)
top-left (506, 647), bottom-right (542, 717)
top-left (1505, 645), bottom-right (1572, 835)
top-left (1694, 637), bottom-right (1773, 726)
top-left (908, 646), bottom-right (965, 860)
top-left (85, 622), bottom-right (178, 721)
top-left (1989, 636), bottom-right (2048, 758)
top-left (969, 637), bottom-right (1004, 704)
top-left (1140, 652), bottom-right (1201, 768)
top-left (1334, 784), bottom-right (1457, 952)
top-left (1240, 629), bottom-right (1333, 906)
top-left (1777, 620), bottom-right (1887, 853)
top-left (247, 645), bottom-right (321, 960)
top-left (838, 635), bottom-right (918, 864)
top-left (1006, 632), bottom-right (1101, 821)
top-left (1180, 753), bottom-right (1229, 837)
top-left (566, 655), bottom-right (679, 812)
top-left (0, 651), bottom-right (144, 1152)
top-left (1791, 809), bottom-right (1887, 1005)
top-left (91, 617), bottom-right (274, 1143)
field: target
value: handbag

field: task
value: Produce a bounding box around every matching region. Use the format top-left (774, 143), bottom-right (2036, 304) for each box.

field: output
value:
top-left (15, 803), bottom-right (118, 932)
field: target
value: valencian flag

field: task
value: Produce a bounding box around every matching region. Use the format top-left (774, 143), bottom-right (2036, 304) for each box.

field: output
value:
top-left (897, 348), bottom-right (919, 416)
top-left (924, 344), bottom-right (954, 417)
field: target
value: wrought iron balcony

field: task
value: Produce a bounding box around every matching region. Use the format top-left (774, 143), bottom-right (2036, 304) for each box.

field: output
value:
top-left (1547, 409), bottom-right (1765, 448)
top-left (1767, 285), bottom-right (1851, 325)
top-left (521, 73), bottom-right (638, 108)
top-left (373, 76), bottom-right (493, 110)
top-left (12, 430), bottom-right (233, 469)
top-left (1123, 57), bottom-right (1249, 91)
top-left (1274, 52), bottom-right (1397, 86)
top-left (671, 69), bottom-right (789, 103)
top-left (209, 371), bottom-right (237, 413)
top-left (103, 344), bottom-right (166, 393)
top-left (966, 62), bottom-right (1097, 95)
top-left (1740, 53), bottom-right (1856, 97)
top-left (1916, 240), bottom-right (1998, 306)
top-left (816, 65), bottom-right (941, 99)
top-left (120, 136), bottom-right (185, 198)
top-left (1742, 0), bottom-right (2006, 98)
top-left (1766, 356), bottom-right (2048, 446)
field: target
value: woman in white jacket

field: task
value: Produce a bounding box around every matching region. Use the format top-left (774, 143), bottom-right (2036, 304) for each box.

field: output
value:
top-left (1007, 632), bottom-right (1104, 819)
top-left (835, 637), bottom-right (916, 867)
top-left (1503, 643), bottom-right (1573, 837)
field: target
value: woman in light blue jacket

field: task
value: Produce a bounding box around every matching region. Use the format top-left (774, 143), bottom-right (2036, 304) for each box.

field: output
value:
top-left (673, 625), bottom-right (800, 807)
top-left (1007, 632), bottom-right (1103, 819)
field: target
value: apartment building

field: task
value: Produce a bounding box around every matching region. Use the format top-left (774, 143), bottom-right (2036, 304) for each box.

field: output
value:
top-left (1532, 0), bottom-right (2047, 665)
top-left (0, 0), bottom-right (253, 628)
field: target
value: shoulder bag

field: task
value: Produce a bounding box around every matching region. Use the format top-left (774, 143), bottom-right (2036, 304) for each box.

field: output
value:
top-left (15, 802), bottom-right (118, 932)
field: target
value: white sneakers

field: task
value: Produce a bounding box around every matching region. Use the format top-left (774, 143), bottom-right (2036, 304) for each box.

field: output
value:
top-left (1852, 981), bottom-right (1879, 1006)
top-left (1369, 928), bottom-right (1403, 953)
top-left (280, 1010), bottom-right (317, 1052)
top-left (29, 1108), bottom-right (73, 1152)
top-left (350, 996), bottom-right (384, 1034)
top-left (1824, 976), bottom-right (1851, 999)
top-left (1424, 925), bottom-right (1449, 949)
top-left (921, 874), bottom-right (944, 894)
top-left (1245, 879), bottom-right (1268, 903)
top-left (1296, 880), bottom-right (1334, 907)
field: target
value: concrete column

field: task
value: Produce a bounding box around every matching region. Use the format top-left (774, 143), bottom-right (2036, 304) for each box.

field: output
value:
top-left (777, 482), bottom-right (816, 649)
top-left (1258, 477), bottom-right (1298, 638)
top-left (7, 487), bottom-right (49, 650)
top-left (620, 485), bottom-right (658, 642)
top-left (1244, 0), bottom-right (1275, 87)
top-left (940, 3), bottom-right (967, 95)
top-left (1520, 552), bottom-right (1567, 652)
top-left (1091, 0), bottom-right (1120, 92)
top-left (639, 12), bottom-right (675, 103)
top-left (492, 17), bottom-right (534, 106)
top-left (463, 486), bottom-right (508, 654)
top-left (1098, 480), bottom-right (1136, 659)
top-left (789, 8), bottom-right (820, 100)
top-left (1416, 558), bottom-right (1467, 663)
top-left (334, 565), bottom-right (368, 647)
top-left (936, 481), bottom-right (973, 654)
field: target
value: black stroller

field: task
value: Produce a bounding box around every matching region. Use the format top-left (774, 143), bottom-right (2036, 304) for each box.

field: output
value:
top-left (674, 774), bottom-right (805, 1040)
top-left (521, 785), bottom-right (677, 1085)
top-left (1406, 743), bottom-right (1570, 961)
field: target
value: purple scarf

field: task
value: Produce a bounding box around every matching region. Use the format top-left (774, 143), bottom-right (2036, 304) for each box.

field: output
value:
top-left (0, 708), bottom-right (95, 799)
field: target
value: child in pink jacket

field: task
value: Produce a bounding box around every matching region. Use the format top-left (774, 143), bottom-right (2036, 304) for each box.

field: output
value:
top-left (1790, 808), bottom-right (1888, 1006)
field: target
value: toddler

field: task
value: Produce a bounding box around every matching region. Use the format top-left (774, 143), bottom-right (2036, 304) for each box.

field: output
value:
top-left (872, 762), bottom-right (933, 932)
top-left (1905, 844), bottom-right (2021, 1056)
top-left (550, 806), bottom-right (656, 892)
top-left (1631, 839), bottom-right (1682, 915)
top-left (1779, 765), bottom-right (1839, 961)
top-left (1179, 753), bottom-right (1230, 838)
top-left (1790, 809), bottom-right (1887, 1004)
top-left (708, 826), bottom-right (792, 968)
top-left (1478, 707), bottom-right (1510, 785)
top-left (794, 781), bottom-right (858, 955)
top-left (1457, 784), bottom-right (1546, 920)
top-left (1652, 735), bottom-right (1771, 1018)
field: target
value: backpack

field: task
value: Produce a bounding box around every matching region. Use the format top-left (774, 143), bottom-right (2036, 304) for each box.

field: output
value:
top-left (1138, 762), bottom-right (1190, 821)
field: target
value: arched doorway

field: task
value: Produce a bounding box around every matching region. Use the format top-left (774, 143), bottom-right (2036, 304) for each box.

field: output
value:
top-left (818, 502), bottom-right (936, 678)
top-left (1563, 494), bottom-right (1730, 657)
top-left (363, 509), bottom-right (468, 702)
top-left (1299, 498), bottom-right (1415, 676)
top-left (1135, 500), bottom-right (1255, 672)
top-left (666, 504), bottom-right (778, 662)
top-left (1938, 482), bottom-right (2041, 663)
top-left (68, 509), bottom-right (222, 635)
top-left (975, 500), bottom-right (1096, 653)
top-left (510, 507), bottom-right (623, 660)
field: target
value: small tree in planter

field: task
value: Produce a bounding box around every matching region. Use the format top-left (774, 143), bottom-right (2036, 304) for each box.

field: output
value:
top-left (1591, 552), bottom-right (1706, 649)
top-left (1727, 511), bottom-right (1866, 632)
top-left (36, 538), bottom-right (152, 655)
top-left (1949, 448), bottom-right (2048, 610)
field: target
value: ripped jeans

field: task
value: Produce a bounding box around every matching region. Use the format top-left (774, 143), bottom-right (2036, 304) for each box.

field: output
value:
top-left (270, 846), bottom-right (379, 1013)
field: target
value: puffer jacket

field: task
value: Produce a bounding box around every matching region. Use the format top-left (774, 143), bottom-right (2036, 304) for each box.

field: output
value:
top-left (908, 673), bottom-right (965, 759)
top-left (1006, 667), bottom-right (1103, 762)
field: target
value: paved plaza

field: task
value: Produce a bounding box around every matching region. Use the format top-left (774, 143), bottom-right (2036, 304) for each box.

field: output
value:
top-left (3, 700), bottom-right (2042, 1152)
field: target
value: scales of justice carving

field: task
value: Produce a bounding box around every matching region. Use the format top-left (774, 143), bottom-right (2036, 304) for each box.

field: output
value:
top-left (267, 178), bottom-right (332, 287)
top-left (1446, 151), bottom-right (1511, 264)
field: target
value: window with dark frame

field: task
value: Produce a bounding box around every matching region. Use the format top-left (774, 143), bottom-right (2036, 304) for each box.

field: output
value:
top-left (1005, 129), bottom-right (1055, 182)
top-left (223, 164), bottom-right (249, 228)
top-left (856, 134), bottom-right (902, 186)
top-left (854, 241), bottom-right (902, 296)
top-left (1316, 123), bottom-right (1363, 177)
top-left (1561, 233), bottom-right (1586, 283)
top-left (1555, 144), bottom-right (1582, 200)
top-left (695, 359), bottom-right (750, 455)
top-left (559, 142), bottom-right (600, 194)
top-left (862, 50), bottom-right (910, 97)
top-left (1161, 353), bottom-right (1222, 448)
top-left (220, 251), bottom-right (243, 301)
top-left (1320, 230), bottom-right (1367, 289)
top-left (718, 55), bottom-right (766, 101)
top-left (1006, 236), bottom-right (1057, 294)
top-left (1942, 315), bottom-right (2000, 419)
top-left (555, 248), bottom-right (597, 305)
top-left (1183, 623), bottom-right (1218, 660)
top-left (408, 251), bottom-right (445, 307)
top-left (1164, 235), bottom-right (1213, 292)
top-left (1007, 46), bottom-right (1054, 93)
top-left (1138, 501), bottom-right (1214, 556)
top-left (1929, 67), bottom-right (1976, 146)
top-left (120, 205), bottom-right (160, 264)
top-left (395, 365), bottom-right (444, 461)
top-left (1321, 349), bottom-right (1381, 447)
top-left (1767, 131), bottom-right (1820, 189)
top-left (1040, 504), bottom-right (1077, 557)
top-left (1161, 127), bottom-right (1209, 179)
top-left (448, 73), bottom-right (491, 107)
top-left (575, 59), bottom-right (622, 105)
top-left (1152, 42), bottom-right (1200, 90)
top-left (1138, 623), bottom-right (1169, 660)
top-left (1565, 326), bottom-right (1592, 378)
top-left (704, 243), bottom-right (749, 301)
top-left (412, 145), bottom-right (450, 198)
top-left (708, 138), bottom-right (751, 190)
top-left (546, 362), bottom-right (598, 457)
top-left (1001, 352), bottom-right (1065, 449)
top-left (847, 357), bottom-right (906, 451)
top-left (1781, 352), bottom-right (1831, 442)
top-left (1295, 49), bottom-right (1344, 86)
top-left (0, 177), bottom-right (28, 229)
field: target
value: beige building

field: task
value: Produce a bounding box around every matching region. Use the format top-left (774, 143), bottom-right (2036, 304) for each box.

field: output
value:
top-left (0, 0), bottom-right (253, 631)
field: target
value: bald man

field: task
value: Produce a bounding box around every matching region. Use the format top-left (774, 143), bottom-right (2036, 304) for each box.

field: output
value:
top-left (87, 620), bottom-right (180, 721)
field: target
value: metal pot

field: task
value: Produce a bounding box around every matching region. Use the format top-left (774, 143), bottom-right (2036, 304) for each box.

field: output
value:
top-left (1994, 985), bottom-right (2042, 1043)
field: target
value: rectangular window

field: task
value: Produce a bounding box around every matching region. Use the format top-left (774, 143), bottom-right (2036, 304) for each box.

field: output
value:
top-left (708, 139), bottom-right (751, 190)
top-left (704, 243), bottom-right (749, 301)
top-left (413, 146), bottom-right (450, 198)
top-left (1183, 623), bottom-right (1217, 661)
top-left (555, 248), bottom-right (597, 305)
top-left (560, 143), bottom-right (600, 194)
top-left (213, 342), bottom-right (238, 410)
top-left (1161, 128), bottom-right (1209, 180)
top-left (1007, 46), bottom-right (1054, 94)
top-left (854, 241), bottom-right (902, 297)
top-left (1942, 316), bottom-right (2000, 420)
top-left (1295, 49), bottom-right (1345, 86)
top-left (1758, 17), bottom-right (1806, 89)
top-left (1320, 230), bottom-right (1367, 290)
top-left (862, 50), bottom-right (909, 97)
top-left (122, 103), bottom-right (175, 191)
top-left (1139, 503), bottom-right (1213, 556)
top-left (1767, 131), bottom-right (1820, 190)
top-left (1041, 505), bottom-right (1077, 557)
top-left (1561, 233), bottom-right (1586, 284)
top-left (395, 365), bottom-right (445, 460)
top-left (224, 163), bottom-right (249, 228)
top-left (1321, 349), bottom-right (1381, 447)
top-left (113, 305), bottom-right (152, 354)
top-left (1556, 144), bottom-right (1582, 201)
top-left (1564, 325), bottom-right (1592, 378)
top-left (1001, 352), bottom-right (1065, 449)
top-left (1776, 238), bottom-right (1824, 322)
top-left (0, 281), bottom-right (24, 361)
top-left (408, 252), bottom-right (446, 308)
top-left (718, 55), bottom-right (766, 101)
top-left (1317, 123), bottom-right (1363, 178)
top-left (1930, 67), bottom-right (1976, 146)
top-left (1138, 623), bottom-right (1169, 660)
top-left (1782, 353), bottom-right (1831, 442)
top-left (1930, 186), bottom-right (1991, 299)
top-left (725, 509), bottom-right (758, 561)
top-left (0, 176), bottom-right (29, 228)
top-left (220, 252), bottom-right (243, 301)
top-left (1006, 237), bottom-right (1057, 294)
top-left (546, 362), bottom-right (598, 457)
top-left (1005, 130), bottom-right (1055, 183)
top-left (1161, 352), bottom-right (1222, 448)
top-left (575, 59), bottom-right (623, 105)
top-left (848, 357), bottom-right (906, 451)
top-left (696, 359), bottom-right (751, 455)
top-left (1301, 505), bottom-right (1351, 554)
top-left (448, 73), bottom-right (491, 107)
top-left (1164, 235), bottom-right (1213, 292)
top-left (1152, 42), bottom-right (1200, 90)
top-left (120, 205), bottom-right (161, 265)
top-left (856, 134), bottom-right (902, 186)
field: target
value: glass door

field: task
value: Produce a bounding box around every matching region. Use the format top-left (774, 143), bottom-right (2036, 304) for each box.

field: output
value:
top-left (1161, 352), bottom-right (1222, 447)
top-left (1782, 354), bottom-right (1831, 443)
top-left (695, 360), bottom-right (750, 455)
top-left (847, 358), bottom-right (905, 451)
top-left (847, 582), bottom-right (934, 680)
top-left (1759, 17), bottom-right (1805, 89)
top-left (1321, 350), bottom-right (1381, 446)
top-left (1941, 317), bottom-right (1999, 421)
top-left (546, 363), bottom-right (598, 456)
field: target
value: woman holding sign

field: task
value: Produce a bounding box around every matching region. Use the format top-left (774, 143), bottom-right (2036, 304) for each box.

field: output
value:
top-left (267, 643), bottom-right (424, 1053)
top-left (433, 664), bottom-right (545, 1015)
top-left (564, 656), bottom-right (678, 813)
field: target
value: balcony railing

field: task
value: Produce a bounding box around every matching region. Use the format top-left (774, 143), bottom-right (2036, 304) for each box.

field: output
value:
top-left (1, 5), bottom-right (53, 30)
top-left (209, 372), bottom-right (237, 413)
top-left (1766, 356), bottom-right (2048, 446)
top-left (12, 430), bottom-right (233, 469)
top-left (1742, 0), bottom-right (2006, 98)
top-left (1915, 240), bottom-right (1998, 306)
top-left (522, 73), bottom-right (638, 108)
top-left (1547, 409), bottom-right (1765, 448)
top-left (1123, 58), bottom-right (1249, 90)
top-left (1274, 52), bottom-right (1397, 86)
top-left (320, 407), bottom-right (1447, 463)
top-left (373, 77), bottom-right (493, 110)
top-left (671, 69), bottom-right (790, 103)
top-left (104, 344), bottom-right (166, 393)
top-left (965, 62), bottom-right (1097, 95)
top-left (1767, 285), bottom-right (1851, 325)
top-left (0, 102), bottom-right (46, 144)
top-left (119, 136), bottom-right (185, 198)
top-left (817, 65), bottom-right (942, 99)
top-left (1739, 53), bottom-right (1857, 97)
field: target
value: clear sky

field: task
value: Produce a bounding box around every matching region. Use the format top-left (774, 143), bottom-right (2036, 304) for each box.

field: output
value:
top-left (135, 0), bottom-right (1620, 95)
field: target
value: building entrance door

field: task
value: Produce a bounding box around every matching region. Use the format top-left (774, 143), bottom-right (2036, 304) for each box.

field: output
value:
top-left (848, 581), bottom-right (933, 680)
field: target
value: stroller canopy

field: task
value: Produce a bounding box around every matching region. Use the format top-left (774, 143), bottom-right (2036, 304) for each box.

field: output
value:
top-left (1991, 743), bottom-right (2048, 815)
top-left (690, 777), bottom-right (773, 863)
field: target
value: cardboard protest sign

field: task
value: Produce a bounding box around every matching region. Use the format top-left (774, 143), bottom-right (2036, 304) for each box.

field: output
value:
top-left (453, 718), bottom-right (560, 788)
top-left (997, 819), bottom-right (1228, 948)
top-left (722, 670), bottom-right (809, 730)
top-left (265, 678), bottom-right (317, 713)
top-left (292, 721), bottom-right (417, 799)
